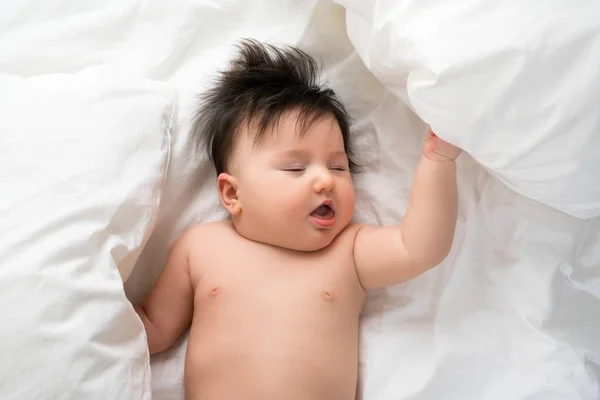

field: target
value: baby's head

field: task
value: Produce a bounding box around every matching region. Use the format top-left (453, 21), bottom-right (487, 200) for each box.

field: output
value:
top-left (194, 39), bottom-right (358, 251)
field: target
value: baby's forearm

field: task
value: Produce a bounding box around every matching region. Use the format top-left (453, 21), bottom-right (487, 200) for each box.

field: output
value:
top-left (134, 305), bottom-right (169, 355)
top-left (401, 154), bottom-right (458, 266)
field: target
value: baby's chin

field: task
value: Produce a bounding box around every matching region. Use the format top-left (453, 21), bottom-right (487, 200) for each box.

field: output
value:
top-left (289, 240), bottom-right (334, 253)
top-left (231, 220), bottom-right (347, 252)
top-left (256, 230), bottom-right (340, 253)
top-left (282, 229), bottom-right (342, 252)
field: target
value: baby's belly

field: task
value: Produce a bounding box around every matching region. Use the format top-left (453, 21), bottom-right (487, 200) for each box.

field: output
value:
top-left (184, 294), bottom-right (361, 400)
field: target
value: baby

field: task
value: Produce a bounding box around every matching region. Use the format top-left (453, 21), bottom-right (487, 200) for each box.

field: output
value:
top-left (135, 39), bottom-right (462, 400)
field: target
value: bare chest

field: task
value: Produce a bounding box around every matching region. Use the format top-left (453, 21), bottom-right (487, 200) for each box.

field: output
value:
top-left (184, 237), bottom-right (365, 399)
top-left (192, 242), bottom-right (365, 315)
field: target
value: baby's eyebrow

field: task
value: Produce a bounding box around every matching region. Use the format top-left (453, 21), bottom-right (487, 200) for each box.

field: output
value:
top-left (329, 151), bottom-right (347, 158)
top-left (274, 149), bottom-right (348, 160)
top-left (277, 149), bottom-right (308, 158)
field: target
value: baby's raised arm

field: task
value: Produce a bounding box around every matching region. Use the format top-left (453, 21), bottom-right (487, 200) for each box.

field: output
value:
top-left (353, 129), bottom-right (461, 289)
top-left (135, 231), bottom-right (195, 355)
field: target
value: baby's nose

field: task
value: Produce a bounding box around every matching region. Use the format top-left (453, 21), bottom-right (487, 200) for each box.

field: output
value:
top-left (314, 170), bottom-right (335, 192)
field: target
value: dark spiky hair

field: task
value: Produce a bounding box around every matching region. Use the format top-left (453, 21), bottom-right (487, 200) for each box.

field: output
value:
top-left (192, 38), bottom-right (357, 175)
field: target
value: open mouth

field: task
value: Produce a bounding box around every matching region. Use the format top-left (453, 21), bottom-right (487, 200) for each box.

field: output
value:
top-left (311, 204), bottom-right (335, 219)
top-left (310, 201), bottom-right (335, 227)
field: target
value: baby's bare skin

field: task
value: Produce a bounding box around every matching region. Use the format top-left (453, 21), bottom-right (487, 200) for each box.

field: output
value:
top-left (135, 42), bottom-right (463, 398)
top-left (184, 221), bottom-right (365, 400)
top-left (135, 112), bottom-right (462, 399)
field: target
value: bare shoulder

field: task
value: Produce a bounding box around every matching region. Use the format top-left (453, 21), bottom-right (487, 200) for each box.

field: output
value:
top-left (333, 223), bottom-right (368, 246)
top-left (182, 219), bottom-right (235, 239)
top-left (325, 223), bottom-right (368, 256)
top-left (174, 220), bottom-right (236, 282)
top-left (178, 219), bottom-right (236, 253)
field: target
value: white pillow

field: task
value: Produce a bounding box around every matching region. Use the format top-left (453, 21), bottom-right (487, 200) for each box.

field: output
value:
top-left (0, 67), bottom-right (174, 399)
top-left (336, 0), bottom-right (600, 219)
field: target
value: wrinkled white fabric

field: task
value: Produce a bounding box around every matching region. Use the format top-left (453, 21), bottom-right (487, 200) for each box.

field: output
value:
top-left (1, 1), bottom-right (599, 400)
top-left (0, 67), bottom-right (173, 399)
top-left (336, 0), bottom-right (600, 220)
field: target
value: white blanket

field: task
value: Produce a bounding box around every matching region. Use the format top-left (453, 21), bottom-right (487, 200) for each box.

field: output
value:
top-left (2, 1), bottom-right (599, 399)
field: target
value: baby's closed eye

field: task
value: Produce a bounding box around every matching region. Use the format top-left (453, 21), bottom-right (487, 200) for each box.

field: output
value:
top-left (281, 166), bottom-right (305, 172)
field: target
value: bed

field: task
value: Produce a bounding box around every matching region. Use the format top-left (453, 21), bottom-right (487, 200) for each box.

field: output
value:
top-left (1, 1), bottom-right (599, 399)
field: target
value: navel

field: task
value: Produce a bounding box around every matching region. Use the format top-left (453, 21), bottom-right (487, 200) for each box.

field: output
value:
top-left (322, 290), bottom-right (334, 301)
top-left (209, 287), bottom-right (220, 297)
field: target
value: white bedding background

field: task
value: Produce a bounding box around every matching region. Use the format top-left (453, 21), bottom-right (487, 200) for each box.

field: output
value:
top-left (1, 1), bottom-right (599, 399)
top-left (0, 68), bottom-right (174, 399)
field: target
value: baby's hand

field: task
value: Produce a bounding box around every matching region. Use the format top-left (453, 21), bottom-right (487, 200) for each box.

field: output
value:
top-left (423, 129), bottom-right (462, 161)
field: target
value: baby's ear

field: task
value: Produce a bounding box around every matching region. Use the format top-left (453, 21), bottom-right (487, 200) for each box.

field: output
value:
top-left (217, 173), bottom-right (241, 216)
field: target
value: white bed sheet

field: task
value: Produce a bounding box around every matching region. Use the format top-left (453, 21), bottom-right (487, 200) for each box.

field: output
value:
top-left (3, 1), bottom-right (599, 399)
top-left (120, 2), bottom-right (600, 399)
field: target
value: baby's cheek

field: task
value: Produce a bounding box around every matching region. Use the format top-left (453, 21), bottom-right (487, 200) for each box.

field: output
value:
top-left (286, 194), bottom-right (311, 217)
top-left (265, 189), bottom-right (297, 214)
top-left (339, 183), bottom-right (355, 205)
top-left (281, 198), bottom-right (305, 216)
top-left (339, 188), bottom-right (356, 219)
